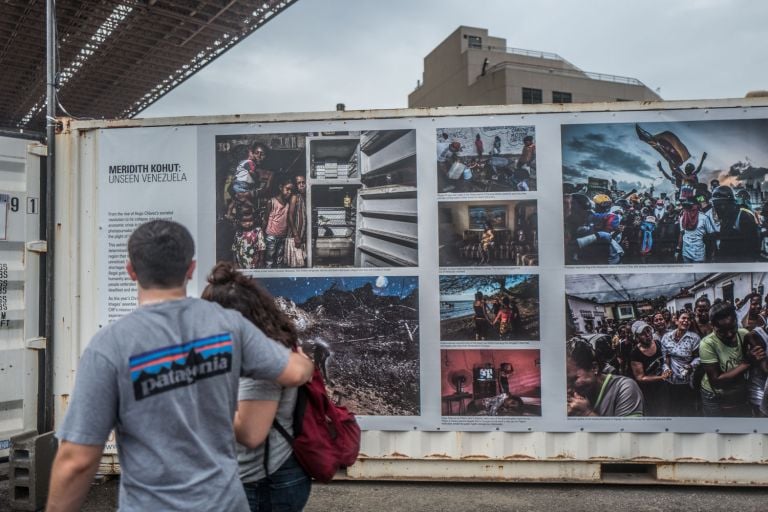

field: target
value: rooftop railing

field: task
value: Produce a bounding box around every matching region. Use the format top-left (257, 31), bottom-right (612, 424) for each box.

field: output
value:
top-left (486, 61), bottom-right (645, 86)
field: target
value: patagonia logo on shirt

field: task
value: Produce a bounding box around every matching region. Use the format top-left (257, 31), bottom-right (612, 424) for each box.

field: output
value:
top-left (129, 333), bottom-right (233, 400)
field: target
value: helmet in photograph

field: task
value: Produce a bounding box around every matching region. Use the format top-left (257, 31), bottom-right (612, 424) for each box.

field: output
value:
top-left (570, 193), bottom-right (594, 212)
top-left (711, 185), bottom-right (735, 205)
top-left (593, 194), bottom-right (612, 212)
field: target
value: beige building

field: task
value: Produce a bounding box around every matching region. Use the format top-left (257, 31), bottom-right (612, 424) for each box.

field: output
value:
top-left (408, 26), bottom-right (661, 108)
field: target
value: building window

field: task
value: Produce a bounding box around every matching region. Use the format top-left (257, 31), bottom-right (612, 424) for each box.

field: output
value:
top-left (553, 91), bottom-right (572, 103)
top-left (467, 35), bottom-right (482, 49)
top-left (722, 282), bottom-right (734, 304)
top-left (522, 88), bottom-right (542, 104)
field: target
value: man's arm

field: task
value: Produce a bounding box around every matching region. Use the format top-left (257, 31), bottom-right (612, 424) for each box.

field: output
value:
top-left (46, 442), bottom-right (104, 512)
top-left (695, 152), bottom-right (708, 174)
top-left (702, 361), bottom-right (749, 388)
top-left (657, 161), bottom-right (675, 183)
top-left (287, 195), bottom-right (300, 243)
top-left (275, 349), bottom-right (314, 387)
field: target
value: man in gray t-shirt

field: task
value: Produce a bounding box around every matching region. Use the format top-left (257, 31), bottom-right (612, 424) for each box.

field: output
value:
top-left (46, 220), bottom-right (313, 512)
top-left (567, 339), bottom-right (644, 417)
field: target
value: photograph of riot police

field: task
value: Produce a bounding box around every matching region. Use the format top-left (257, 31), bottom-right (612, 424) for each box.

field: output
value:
top-left (437, 126), bottom-right (536, 193)
top-left (562, 119), bottom-right (768, 265)
top-left (565, 272), bottom-right (768, 418)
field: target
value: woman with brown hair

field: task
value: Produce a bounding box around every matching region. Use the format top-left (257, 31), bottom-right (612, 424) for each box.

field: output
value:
top-left (202, 262), bottom-right (311, 512)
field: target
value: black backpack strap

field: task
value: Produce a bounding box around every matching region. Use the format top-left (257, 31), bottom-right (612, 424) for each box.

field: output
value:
top-left (263, 431), bottom-right (271, 478)
top-left (272, 419), bottom-right (294, 445)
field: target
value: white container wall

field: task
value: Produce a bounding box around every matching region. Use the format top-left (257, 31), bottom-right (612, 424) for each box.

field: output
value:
top-left (53, 99), bottom-right (768, 483)
top-left (0, 135), bottom-right (43, 456)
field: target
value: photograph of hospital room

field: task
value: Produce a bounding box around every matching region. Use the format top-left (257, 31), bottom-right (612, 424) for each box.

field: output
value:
top-left (308, 129), bottom-right (418, 267)
top-left (438, 200), bottom-right (538, 267)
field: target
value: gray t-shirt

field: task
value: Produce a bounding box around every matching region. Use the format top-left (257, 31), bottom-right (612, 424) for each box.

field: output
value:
top-left (237, 378), bottom-right (297, 482)
top-left (56, 298), bottom-right (290, 512)
top-left (594, 374), bottom-right (644, 417)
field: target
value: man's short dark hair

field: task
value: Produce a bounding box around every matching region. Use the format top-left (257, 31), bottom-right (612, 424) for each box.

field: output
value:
top-left (567, 339), bottom-right (596, 371)
top-left (709, 301), bottom-right (736, 327)
top-left (127, 220), bottom-right (195, 289)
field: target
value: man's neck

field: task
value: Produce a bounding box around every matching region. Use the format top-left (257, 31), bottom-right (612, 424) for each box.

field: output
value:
top-left (137, 286), bottom-right (187, 306)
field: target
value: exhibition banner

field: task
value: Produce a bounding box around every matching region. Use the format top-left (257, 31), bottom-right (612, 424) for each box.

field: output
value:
top-left (96, 106), bottom-right (768, 432)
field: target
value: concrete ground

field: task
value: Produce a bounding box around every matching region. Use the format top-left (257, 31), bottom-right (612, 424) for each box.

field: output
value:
top-left (3, 472), bottom-right (768, 511)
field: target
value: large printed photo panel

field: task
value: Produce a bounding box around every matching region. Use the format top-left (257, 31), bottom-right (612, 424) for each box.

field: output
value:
top-left (438, 199), bottom-right (538, 267)
top-left (309, 129), bottom-right (418, 268)
top-left (436, 126), bottom-right (536, 193)
top-left (441, 348), bottom-right (541, 417)
top-left (439, 274), bottom-right (540, 342)
top-left (215, 129), bottom-right (418, 271)
top-left (565, 272), bottom-right (768, 419)
top-left (215, 133), bottom-right (309, 270)
top-left (258, 275), bottom-right (420, 416)
top-left (562, 119), bottom-right (768, 265)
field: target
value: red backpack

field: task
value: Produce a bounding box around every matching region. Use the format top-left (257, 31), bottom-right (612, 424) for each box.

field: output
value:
top-left (272, 366), bottom-right (361, 482)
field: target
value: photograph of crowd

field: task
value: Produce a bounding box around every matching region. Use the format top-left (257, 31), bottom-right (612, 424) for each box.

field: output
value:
top-left (215, 133), bottom-right (308, 269)
top-left (437, 126), bottom-right (536, 193)
top-left (562, 119), bottom-right (768, 265)
top-left (441, 349), bottom-right (541, 416)
top-left (309, 130), bottom-right (418, 268)
top-left (566, 272), bottom-right (768, 418)
top-left (439, 274), bottom-right (539, 341)
top-left (258, 275), bottom-right (420, 416)
top-left (438, 200), bottom-right (538, 266)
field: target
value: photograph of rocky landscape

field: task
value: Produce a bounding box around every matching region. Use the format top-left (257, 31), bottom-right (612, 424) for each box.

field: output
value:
top-left (258, 275), bottom-right (420, 416)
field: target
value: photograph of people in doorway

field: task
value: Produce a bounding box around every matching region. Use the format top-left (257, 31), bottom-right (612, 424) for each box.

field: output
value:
top-left (308, 129), bottom-right (418, 267)
top-left (258, 275), bottom-right (420, 416)
top-left (215, 133), bottom-right (308, 269)
top-left (436, 126), bottom-right (536, 193)
top-left (562, 119), bottom-right (768, 265)
top-left (439, 274), bottom-right (539, 341)
top-left (565, 272), bottom-right (768, 418)
top-left (440, 349), bottom-right (541, 417)
top-left (438, 199), bottom-right (538, 266)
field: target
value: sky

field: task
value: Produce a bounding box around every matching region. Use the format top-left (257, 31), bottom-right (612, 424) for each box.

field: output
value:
top-left (140, 0), bottom-right (768, 119)
top-left (439, 275), bottom-right (533, 300)
top-left (562, 119), bottom-right (768, 194)
top-left (259, 275), bottom-right (418, 303)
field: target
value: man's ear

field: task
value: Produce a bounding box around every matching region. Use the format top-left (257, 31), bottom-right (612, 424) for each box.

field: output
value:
top-left (126, 260), bottom-right (139, 282)
top-left (185, 260), bottom-right (196, 281)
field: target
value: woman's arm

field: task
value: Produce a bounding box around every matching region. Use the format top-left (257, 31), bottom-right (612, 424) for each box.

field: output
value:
top-left (234, 400), bottom-right (280, 449)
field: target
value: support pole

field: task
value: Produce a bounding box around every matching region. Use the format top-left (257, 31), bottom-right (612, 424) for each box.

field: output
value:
top-left (43, 0), bottom-right (56, 433)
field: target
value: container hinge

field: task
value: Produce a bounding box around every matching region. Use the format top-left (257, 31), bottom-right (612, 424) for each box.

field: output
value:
top-left (26, 337), bottom-right (47, 350)
top-left (28, 143), bottom-right (48, 157)
top-left (26, 240), bottom-right (48, 254)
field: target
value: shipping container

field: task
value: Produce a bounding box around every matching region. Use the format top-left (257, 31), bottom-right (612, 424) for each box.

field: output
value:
top-left (38, 97), bottom-right (768, 483)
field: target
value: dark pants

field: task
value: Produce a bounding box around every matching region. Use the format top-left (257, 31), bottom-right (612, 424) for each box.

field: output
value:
top-left (243, 455), bottom-right (311, 512)
top-left (666, 382), bottom-right (699, 417)
top-left (265, 234), bottom-right (286, 268)
top-left (701, 388), bottom-right (751, 417)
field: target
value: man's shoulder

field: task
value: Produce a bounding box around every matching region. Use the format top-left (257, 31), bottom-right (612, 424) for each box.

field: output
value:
top-left (100, 299), bottom-right (237, 336)
top-left (612, 374), bottom-right (641, 391)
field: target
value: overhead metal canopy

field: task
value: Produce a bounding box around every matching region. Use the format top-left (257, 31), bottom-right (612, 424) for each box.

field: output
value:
top-left (0, 0), bottom-right (298, 134)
